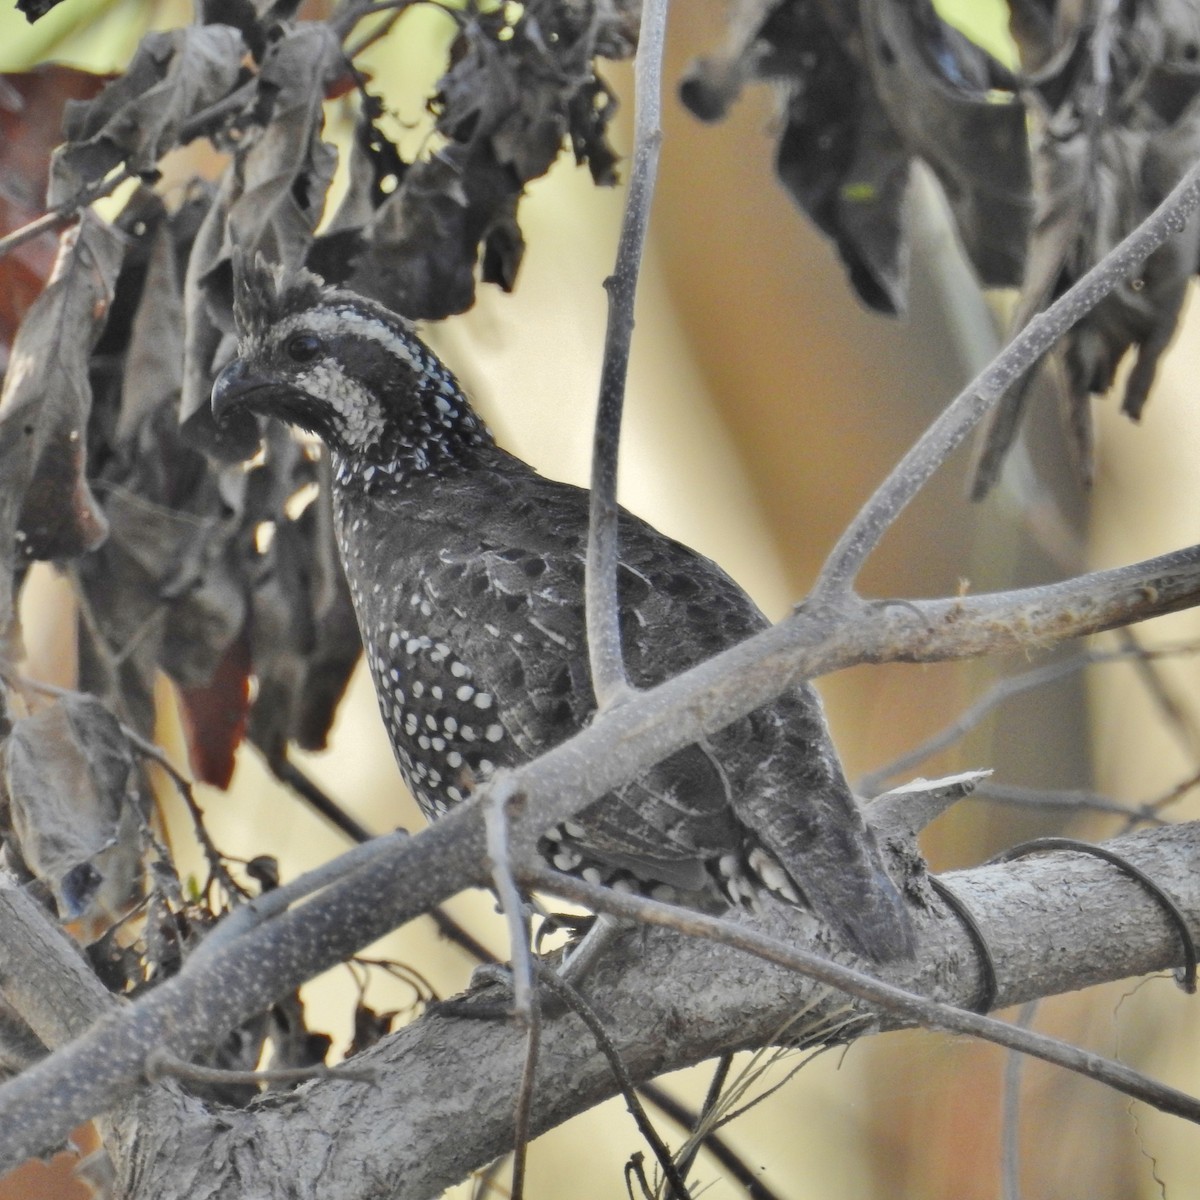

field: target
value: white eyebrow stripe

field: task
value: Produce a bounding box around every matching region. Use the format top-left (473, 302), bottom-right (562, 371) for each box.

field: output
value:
top-left (276, 307), bottom-right (425, 373)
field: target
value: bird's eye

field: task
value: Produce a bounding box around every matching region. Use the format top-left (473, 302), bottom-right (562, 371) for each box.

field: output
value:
top-left (285, 333), bottom-right (324, 363)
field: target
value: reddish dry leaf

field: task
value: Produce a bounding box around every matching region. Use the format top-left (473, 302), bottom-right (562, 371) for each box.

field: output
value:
top-left (0, 67), bottom-right (112, 357)
top-left (177, 628), bottom-right (251, 788)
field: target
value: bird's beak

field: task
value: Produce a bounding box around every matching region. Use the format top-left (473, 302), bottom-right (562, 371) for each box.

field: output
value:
top-left (212, 357), bottom-right (273, 423)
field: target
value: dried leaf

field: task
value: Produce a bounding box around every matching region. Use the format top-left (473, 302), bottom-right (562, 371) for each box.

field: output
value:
top-left (222, 24), bottom-right (341, 266)
top-left (352, 2), bottom-right (626, 318)
top-left (972, 0), bottom-right (1200, 495)
top-left (0, 694), bottom-right (140, 921)
top-left (177, 631), bottom-right (251, 788)
top-left (862, 0), bottom-right (1030, 290)
top-left (15, 0), bottom-right (66, 19)
top-left (684, 0), bottom-right (1027, 315)
top-left (0, 213), bottom-right (124, 643)
top-left (48, 26), bottom-right (246, 207)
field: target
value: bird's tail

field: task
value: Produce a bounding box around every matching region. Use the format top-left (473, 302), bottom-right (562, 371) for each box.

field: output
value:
top-left (732, 690), bottom-right (916, 963)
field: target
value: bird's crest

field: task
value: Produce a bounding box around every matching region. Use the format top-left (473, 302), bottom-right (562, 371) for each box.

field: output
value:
top-left (231, 250), bottom-right (329, 339)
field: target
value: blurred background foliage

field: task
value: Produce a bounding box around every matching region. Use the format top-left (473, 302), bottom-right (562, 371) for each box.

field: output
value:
top-left (3, 1), bottom-right (1200, 1197)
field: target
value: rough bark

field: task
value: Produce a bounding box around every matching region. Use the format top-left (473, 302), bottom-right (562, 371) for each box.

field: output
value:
top-left (98, 820), bottom-right (1200, 1200)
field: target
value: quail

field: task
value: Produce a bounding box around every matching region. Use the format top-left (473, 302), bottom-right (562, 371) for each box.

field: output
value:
top-left (212, 259), bottom-right (914, 962)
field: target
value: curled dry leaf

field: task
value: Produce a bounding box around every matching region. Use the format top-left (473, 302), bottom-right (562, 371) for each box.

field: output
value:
top-left (0, 693), bottom-right (140, 922)
top-left (682, 0), bottom-right (1028, 315)
top-left (0, 212), bottom-right (124, 647)
top-left (48, 25), bottom-right (247, 207)
top-left (351, 0), bottom-right (626, 318)
top-left (972, 0), bottom-right (1200, 495)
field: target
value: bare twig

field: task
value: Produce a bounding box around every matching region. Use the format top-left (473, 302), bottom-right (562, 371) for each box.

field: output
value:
top-left (0, 167), bottom-right (135, 261)
top-left (537, 966), bottom-right (693, 1200)
top-left (145, 1048), bottom-right (375, 1087)
top-left (969, 782), bottom-right (1164, 823)
top-left (271, 754), bottom-right (498, 963)
top-left (1117, 629), bottom-right (1200, 758)
top-left (485, 776), bottom-right (535, 1019)
top-left (858, 641), bottom-right (1200, 796)
top-left (271, 754), bottom-right (376, 844)
top-left (814, 155), bottom-right (1200, 597)
top-left (585, 0), bottom-right (669, 708)
top-left (522, 865), bottom-right (1200, 1125)
top-left (1001, 1000), bottom-right (1040, 1200)
top-left (483, 775), bottom-right (539, 1200)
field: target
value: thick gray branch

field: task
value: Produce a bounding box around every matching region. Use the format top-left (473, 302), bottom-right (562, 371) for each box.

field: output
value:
top-left (0, 548), bottom-right (1199, 1168)
top-left (107, 822), bottom-right (1200, 1199)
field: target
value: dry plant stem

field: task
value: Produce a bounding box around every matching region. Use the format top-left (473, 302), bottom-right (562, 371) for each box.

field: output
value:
top-left (145, 1049), bottom-right (374, 1087)
top-left (510, 991), bottom-right (539, 1200)
top-left (585, 0), bottom-right (668, 708)
top-left (814, 154), bottom-right (1200, 598)
top-left (2, 548), bottom-right (1200, 1168)
top-left (272, 755), bottom-right (376, 843)
top-left (521, 866), bottom-right (1200, 1124)
top-left (484, 778), bottom-right (538, 1198)
top-left (637, 1078), bottom-right (790, 1200)
top-left (271, 755), bottom-right (497, 962)
top-left (970, 782), bottom-right (1163, 822)
top-left (485, 777), bottom-right (535, 1019)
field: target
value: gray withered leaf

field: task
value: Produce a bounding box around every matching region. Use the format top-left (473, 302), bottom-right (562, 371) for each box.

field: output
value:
top-left (1, 693), bottom-right (140, 922)
top-left (862, 0), bottom-right (1030, 290)
top-left (353, 6), bottom-right (625, 318)
top-left (117, 212), bottom-right (185, 441)
top-left (223, 24), bottom-right (340, 269)
top-left (48, 25), bottom-right (246, 207)
top-left (0, 212), bottom-right (124, 643)
top-left (179, 173), bottom-right (260, 459)
top-left (971, 0), bottom-right (1200, 496)
top-left (288, 459), bottom-right (362, 753)
top-left (684, 0), bottom-right (1027, 314)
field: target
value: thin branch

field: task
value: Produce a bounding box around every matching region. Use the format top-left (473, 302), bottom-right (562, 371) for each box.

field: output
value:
top-left (521, 865), bottom-right (1200, 1125)
top-left (813, 154), bottom-right (1200, 597)
top-left (1001, 1000), bottom-right (1040, 1200)
top-left (0, 167), bottom-right (135, 261)
top-left (1117, 629), bottom-right (1200, 758)
top-left (145, 1048), bottom-right (375, 1087)
top-left (537, 966), bottom-right (693, 1200)
top-left (271, 754), bottom-right (376, 844)
top-left (585, 0), bottom-right (669, 708)
top-left (485, 776), bottom-right (535, 1019)
top-left (970, 782), bottom-right (1164, 823)
top-left (858, 641), bottom-right (1200, 796)
top-left (272, 753), bottom-right (498, 963)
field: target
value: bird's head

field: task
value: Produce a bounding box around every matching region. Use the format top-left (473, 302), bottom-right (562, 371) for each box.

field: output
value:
top-left (212, 255), bottom-right (489, 478)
